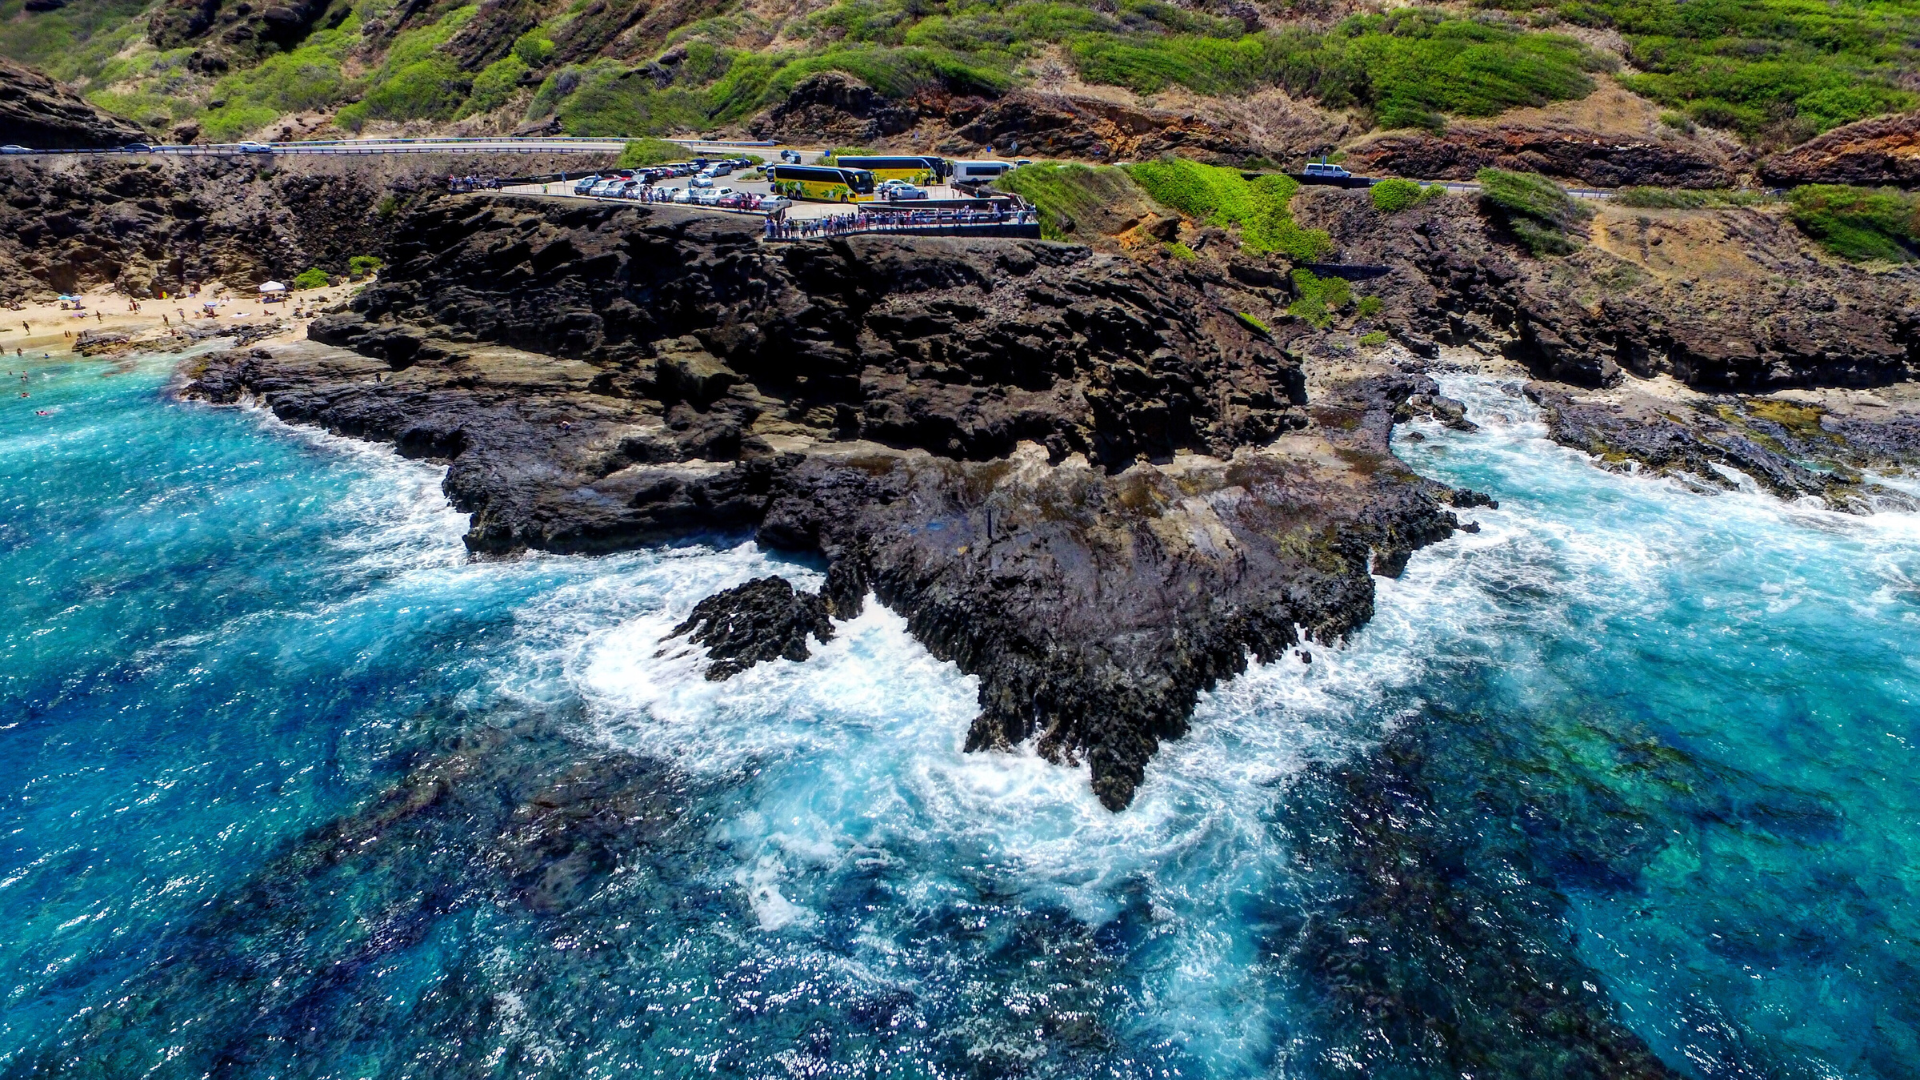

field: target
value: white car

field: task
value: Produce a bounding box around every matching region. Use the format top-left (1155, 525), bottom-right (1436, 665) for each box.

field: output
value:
top-left (688, 173), bottom-right (716, 189)
top-left (690, 187), bottom-right (735, 205)
top-left (588, 179), bottom-right (623, 196)
top-left (1302, 162), bottom-right (1351, 179)
top-left (883, 183), bottom-right (929, 201)
top-left (0, 145), bottom-right (31, 154)
top-left (236, 141), bottom-right (272, 154)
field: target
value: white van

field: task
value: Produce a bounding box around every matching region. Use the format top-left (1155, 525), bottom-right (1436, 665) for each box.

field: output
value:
top-left (953, 160), bottom-right (1015, 183)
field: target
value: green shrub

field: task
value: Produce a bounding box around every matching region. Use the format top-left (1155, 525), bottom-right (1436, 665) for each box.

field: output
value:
top-left (1787, 185), bottom-right (1919, 262)
top-left (1124, 159), bottom-right (1331, 259)
top-left (512, 29), bottom-right (558, 66)
top-left (1371, 177), bottom-right (1443, 212)
top-left (291, 268), bottom-right (331, 290)
top-left (1235, 311), bottom-right (1272, 334)
top-left (348, 256), bottom-right (384, 278)
top-left (1356, 295), bottom-right (1384, 317)
top-left (1613, 186), bottom-right (1770, 209)
top-left (995, 162), bottom-right (1147, 242)
top-left (1166, 241), bottom-right (1198, 261)
top-left (463, 55), bottom-right (529, 117)
top-left (1359, 330), bottom-right (1390, 346)
top-left (616, 137), bottom-right (688, 167)
top-left (1476, 168), bottom-right (1590, 255)
top-left (1288, 269), bottom-right (1352, 328)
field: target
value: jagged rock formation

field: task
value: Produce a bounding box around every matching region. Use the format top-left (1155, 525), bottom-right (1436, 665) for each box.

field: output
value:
top-left (0, 151), bottom-right (610, 300)
top-left (1344, 125), bottom-right (1736, 189)
top-left (184, 193), bottom-right (1468, 808)
top-left (1291, 187), bottom-right (1920, 389)
top-left (1760, 110), bottom-right (1920, 189)
top-left (669, 575), bottom-right (838, 679)
top-left (0, 57), bottom-right (146, 150)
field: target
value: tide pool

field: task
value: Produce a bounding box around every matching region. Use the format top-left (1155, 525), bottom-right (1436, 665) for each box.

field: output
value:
top-left (2, 356), bottom-right (1915, 1078)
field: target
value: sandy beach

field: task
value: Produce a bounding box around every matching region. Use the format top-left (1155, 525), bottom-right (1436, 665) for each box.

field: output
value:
top-left (0, 280), bottom-right (362, 361)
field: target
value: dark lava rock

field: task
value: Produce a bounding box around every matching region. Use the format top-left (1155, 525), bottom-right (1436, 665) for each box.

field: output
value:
top-left (748, 72), bottom-right (920, 146)
top-left (1292, 186), bottom-right (1920, 390)
top-left (1523, 382), bottom-right (1920, 513)
top-left (0, 57), bottom-right (145, 150)
top-left (671, 575), bottom-right (835, 680)
top-left (1345, 124), bottom-right (1737, 189)
top-left (185, 194), bottom-right (1468, 809)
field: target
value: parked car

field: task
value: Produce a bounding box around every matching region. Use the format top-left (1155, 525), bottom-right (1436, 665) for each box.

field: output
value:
top-left (760, 196), bottom-right (793, 212)
top-left (779, 149), bottom-right (800, 163)
top-left (588, 178), bottom-right (623, 196)
top-left (573, 175), bottom-right (601, 194)
top-left (1301, 162), bottom-right (1350, 179)
top-left (0, 145), bottom-right (32, 154)
top-left (883, 183), bottom-right (929, 201)
top-left (236, 141), bottom-right (272, 153)
top-left (688, 173), bottom-right (715, 189)
top-left (708, 162), bottom-right (734, 177)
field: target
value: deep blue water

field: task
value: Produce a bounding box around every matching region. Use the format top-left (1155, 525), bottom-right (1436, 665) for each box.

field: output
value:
top-left (2, 356), bottom-right (1917, 1078)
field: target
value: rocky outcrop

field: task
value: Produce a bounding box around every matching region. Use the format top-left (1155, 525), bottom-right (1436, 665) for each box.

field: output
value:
top-left (1760, 111), bottom-right (1920, 189)
top-left (1292, 187), bottom-right (1920, 389)
top-left (1344, 125), bottom-right (1736, 189)
top-left (184, 194), bottom-right (1469, 808)
top-left (0, 152), bottom-right (612, 300)
top-left (669, 575), bottom-right (838, 679)
top-left (1525, 383), bottom-right (1920, 512)
top-left (147, 0), bottom-right (354, 73)
top-left (943, 93), bottom-right (1258, 164)
top-left (747, 73), bottom-right (920, 145)
top-left (0, 57), bottom-right (146, 150)
top-left (747, 81), bottom-right (1261, 164)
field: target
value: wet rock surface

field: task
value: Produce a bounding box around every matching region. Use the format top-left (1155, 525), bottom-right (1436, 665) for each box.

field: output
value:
top-left (1525, 381), bottom-right (1920, 512)
top-left (669, 575), bottom-right (837, 679)
top-left (185, 193), bottom-right (1467, 808)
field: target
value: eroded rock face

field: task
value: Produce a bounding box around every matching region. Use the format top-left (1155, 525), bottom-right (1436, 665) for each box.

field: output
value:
top-left (1344, 125), bottom-right (1737, 189)
top-left (943, 93), bottom-right (1259, 164)
top-left (669, 576), bottom-right (837, 680)
top-left (0, 152), bottom-right (613, 300)
top-left (185, 194), bottom-right (1469, 808)
top-left (1292, 187), bottom-right (1920, 389)
top-left (0, 57), bottom-right (146, 150)
top-left (147, 0), bottom-right (353, 72)
top-left (747, 72), bottom-right (920, 145)
top-left (1761, 111), bottom-right (1920, 189)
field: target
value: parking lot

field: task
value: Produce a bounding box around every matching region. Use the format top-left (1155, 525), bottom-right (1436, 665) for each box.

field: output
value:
top-left (501, 160), bottom-right (998, 222)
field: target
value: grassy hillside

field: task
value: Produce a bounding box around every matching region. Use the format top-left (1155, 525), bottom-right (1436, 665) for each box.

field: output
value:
top-left (1, 0), bottom-right (1913, 148)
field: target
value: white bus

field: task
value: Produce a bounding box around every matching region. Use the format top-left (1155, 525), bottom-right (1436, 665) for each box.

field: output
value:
top-left (953, 160), bottom-right (1016, 183)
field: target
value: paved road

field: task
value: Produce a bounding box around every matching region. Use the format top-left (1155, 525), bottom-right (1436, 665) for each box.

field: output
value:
top-left (2, 136), bottom-right (788, 158)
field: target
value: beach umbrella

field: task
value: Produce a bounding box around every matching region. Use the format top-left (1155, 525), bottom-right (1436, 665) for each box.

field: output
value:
top-left (57, 294), bottom-right (80, 301)
top-left (258, 281), bottom-right (287, 292)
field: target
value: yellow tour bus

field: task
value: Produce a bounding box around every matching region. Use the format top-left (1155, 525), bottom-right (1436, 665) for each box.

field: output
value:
top-left (829, 155), bottom-right (951, 185)
top-left (766, 164), bottom-right (877, 202)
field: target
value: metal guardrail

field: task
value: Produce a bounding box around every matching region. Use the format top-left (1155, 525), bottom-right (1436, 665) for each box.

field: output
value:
top-left (3, 135), bottom-right (782, 157)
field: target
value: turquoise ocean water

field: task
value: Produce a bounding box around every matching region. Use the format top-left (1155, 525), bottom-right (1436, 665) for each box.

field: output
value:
top-left (2, 355), bottom-right (1916, 1077)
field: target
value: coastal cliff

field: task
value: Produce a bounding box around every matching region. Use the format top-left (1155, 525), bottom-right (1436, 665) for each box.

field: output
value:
top-left (185, 194), bottom-right (1473, 808)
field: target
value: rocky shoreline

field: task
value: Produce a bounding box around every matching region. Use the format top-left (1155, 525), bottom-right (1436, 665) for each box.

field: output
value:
top-left (181, 194), bottom-right (1486, 808)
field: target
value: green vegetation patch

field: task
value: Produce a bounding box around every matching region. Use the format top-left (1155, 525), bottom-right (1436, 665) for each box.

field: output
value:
top-left (1787, 184), bottom-right (1920, 261)
top-left (1359, 330), bottom-right (1390, 347)
top-left (1475, 0), bottom-right (1920, 143)
top-left (291, 268), bottom-right (332, 290)
top-left (616, 137), bottom-right (689, 167)
top-left (1124, 159), bottom-right (1331, 259)
top-left (1476, 167), bottom-right (1591, 256)
top-left (1613, 186), bottom-right (1770, 209)
top-left (336, 5), bottom-right (480, 131)
top-left (1288, 268), bottom-right (1352, 329)
top-left (1370, 177), bottom-right (1444, 212)
top-left (348, 255), bottom-right (384, 278)
top-left (995, 161), bottom-right (1148, 241)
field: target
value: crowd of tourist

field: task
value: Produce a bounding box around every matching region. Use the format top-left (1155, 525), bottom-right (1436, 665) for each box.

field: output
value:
top-left (763, 205), bottom-right (1037, 240)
